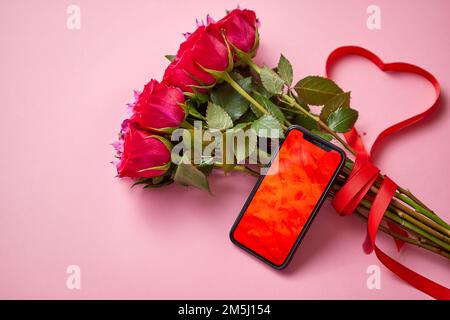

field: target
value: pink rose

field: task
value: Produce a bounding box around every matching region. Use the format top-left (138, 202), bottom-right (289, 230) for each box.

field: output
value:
top-left (162, 22), bottom-right (230, 92)
top-left (113, 120), bottom-right (172, 179)
top-left (217, 9), bottom-right (258, 55)
top-left (162, 9), bottom-right (259, 92)
top-left (130, 79), bottom-right (186, 133)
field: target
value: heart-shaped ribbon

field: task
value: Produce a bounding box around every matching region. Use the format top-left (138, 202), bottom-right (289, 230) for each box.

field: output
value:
top-left (326, 46), bottom-right (449, 300)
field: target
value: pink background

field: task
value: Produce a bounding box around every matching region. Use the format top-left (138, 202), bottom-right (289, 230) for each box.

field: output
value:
top-left (0, 0), bottom-right (449, 299)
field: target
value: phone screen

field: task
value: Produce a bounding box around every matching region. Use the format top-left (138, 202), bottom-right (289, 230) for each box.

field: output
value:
top-left (230, 128), bottom-right (344, 268)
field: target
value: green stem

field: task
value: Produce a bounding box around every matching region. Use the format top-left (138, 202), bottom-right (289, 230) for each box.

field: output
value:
top-left (181, 120), bottom-right (194, 129)
top-left (281, 94), bottom-right (318, 121)
top-left (395, 192), bottom-right (450, 229)
top-left (398, 186), bottom-right (433, 211)
top-left (354, 209), bottom-right (450, 259)
top-left (359, 199), bottom-right (450, 251)
top-left (388, 204), bottom-right (450, 244)
top-left (222, 72), bottom-right (268, 116)
top-left (362, 175), bottom-right (450, 237)
top-left (277, 92), bottom-right (356, 155)
top-left (234, 165), bottom-right (260, 177)
top-left (343, 160), bottom-right (450, 231)
top-left (240, 54), bottom-right (261, 73)
top-left (222, 71), bottom-right (288, 130)
top-left (330, 187), bottom-right (450, 258)
top-left (278, 105), bottom-right (304, 115)
top-left (213, 163), bottom-right (259, 177)
top-left (389, 197), bottom-right (450, 237)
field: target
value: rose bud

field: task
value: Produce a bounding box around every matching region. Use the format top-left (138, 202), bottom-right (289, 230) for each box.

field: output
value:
top-left (129, 79), bottom-right (186, 133)
top-left (113, 120), bottom-right (172, 179)
top-left (217, 8), bottom-right (259, 56)
top-left (162, 23), bottom-right (231, 92)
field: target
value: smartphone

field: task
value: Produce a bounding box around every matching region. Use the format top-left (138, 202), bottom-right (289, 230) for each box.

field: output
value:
top-left (230, 125), bottom-right (346, 269)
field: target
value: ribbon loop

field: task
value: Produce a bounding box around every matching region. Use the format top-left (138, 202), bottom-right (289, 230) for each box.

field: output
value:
top-left (326, 46), bottom-right (449, 300)
top-left (332, 154), bottom-right (379, 216)
top-left (362, 175), bottom-right (397, 254)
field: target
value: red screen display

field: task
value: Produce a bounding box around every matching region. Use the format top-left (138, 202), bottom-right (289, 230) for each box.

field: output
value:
top-left (232, 129), bottom-right (343, 267)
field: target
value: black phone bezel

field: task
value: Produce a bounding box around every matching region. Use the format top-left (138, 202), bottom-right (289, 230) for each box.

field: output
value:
top-left (229, 125), bottom-right (347, 270)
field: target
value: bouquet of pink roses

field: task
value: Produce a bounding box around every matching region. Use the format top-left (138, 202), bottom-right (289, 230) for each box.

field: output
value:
top-left (113, 8), bottom-right (449, 298)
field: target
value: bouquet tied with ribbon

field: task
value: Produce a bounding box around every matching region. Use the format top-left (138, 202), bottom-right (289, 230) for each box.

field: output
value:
top-left (113, 8), bottom-right (450, 299)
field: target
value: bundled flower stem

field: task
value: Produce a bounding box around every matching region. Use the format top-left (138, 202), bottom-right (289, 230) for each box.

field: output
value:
top-left (114, 8), bottom-right (450, 261)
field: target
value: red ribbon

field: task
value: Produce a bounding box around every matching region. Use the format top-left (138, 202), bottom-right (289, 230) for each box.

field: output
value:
top-left (326, 46), bottom-right (450, 300)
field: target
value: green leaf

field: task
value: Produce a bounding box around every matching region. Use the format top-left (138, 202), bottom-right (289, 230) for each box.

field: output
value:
top-left (152, 176), bottom-right (164, 184)
top-left (229, 124), bottom-right (257, 163)
top-left (327, 108), bottom-right (359, 133)
top-left (186, 100), bottom-right (206, 120)
top-left (237, 109), bottom-right (258, 123)
top-left (165, 54), bottom-right (176, 62)
top-left (235, 137), bottom-right (257, 163)
top-left (231, 123), bottom-right (249, 132)
top-left (144, 180), bottom-right (174, 189)
top-left (320, 92), bottom-right (351, 122)
top-left (294, 76), bottom-right (343, 105)
top-left (132, 174), bottom-right (174, 189)
top-left (256, 148), bottom-right (272, 164)
top-left (174, 160), bottom-right (210, 192)
top-left (260, 66), bottom-right (284, 95)
top-left (249, 101), bottom-right (265, 118)
top-left (311, 130), bottom-right (333, 141)
top-left (293, 113), bottom-right (317, 131)
top-left (251, 114), bottom-right (283, 138)
top-left (253, 92), bottom-right (285, 124)
top-left (187, 91), bottom-right (209, 105)
top-left (252, 78), bottom-right (272, 98)
top-left (230, 71), bottom-right (245, 81)
top-left (206, 102), bottom-right (233, 130)
top-left (197, 158), bottom-right (214, 176)
top-left (211, 77), bottom-right (251, 121)
top-left (277, 54), bottom-right (293, 86)
top-left (293, 94), bottom-right (310, 112)
top-left (131, 177), bottom-right (153, 188)
top-left (221, 163), bottom-right (236, 175)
